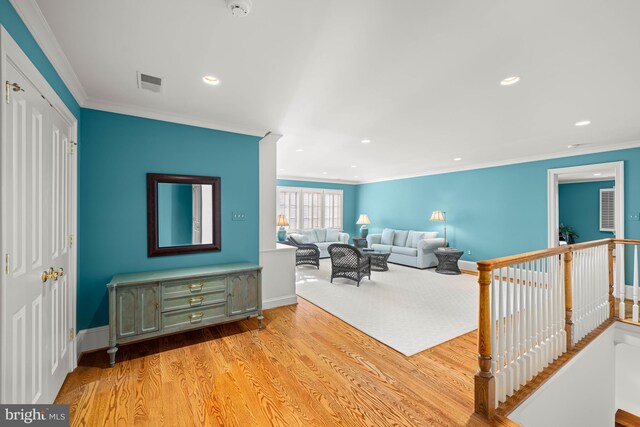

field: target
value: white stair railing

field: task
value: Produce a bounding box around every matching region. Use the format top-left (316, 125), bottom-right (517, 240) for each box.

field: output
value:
top-left (474, 238), bottom-right (629, 419)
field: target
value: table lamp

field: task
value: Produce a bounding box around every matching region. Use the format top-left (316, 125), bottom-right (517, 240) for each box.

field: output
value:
top-left (356, 214), bottom-right (371, 238)
top-left (277, 214), bottom-right (289, 241)
top-left (429, 210), bottom-right (447, 247)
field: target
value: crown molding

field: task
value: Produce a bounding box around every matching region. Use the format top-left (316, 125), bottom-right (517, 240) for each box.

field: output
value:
top-left (83, 98), bottom-right (267, 137)
top-left (10, 0), bottom-right (88, 105)
top-left (356, 139), bottom-right (640, 185)
top-left (277, 175), bottom-right (360, 185)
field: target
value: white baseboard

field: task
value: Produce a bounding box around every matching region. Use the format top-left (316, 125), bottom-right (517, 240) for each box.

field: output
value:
top-left (459, 260), bottom-right (478, 273)
top-left (76, 325), bottom-right (109, 360)
top-left (263, 295), bottom-right (298, 310)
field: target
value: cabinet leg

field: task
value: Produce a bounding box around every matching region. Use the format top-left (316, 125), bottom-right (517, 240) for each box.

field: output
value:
top-left (107, 346), bottom-right (118, 367)
top-left (258, 314), bottom-right (264, 329)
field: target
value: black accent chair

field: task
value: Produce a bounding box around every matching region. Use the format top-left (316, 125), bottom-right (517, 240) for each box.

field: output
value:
top-left (284, 236), bottom-right (320, 269)
top-left (327, 243), bottom-right (371, 286)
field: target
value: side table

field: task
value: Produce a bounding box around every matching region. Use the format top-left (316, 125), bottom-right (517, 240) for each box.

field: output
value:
top-left (434, 248), bottom-right (463, 275)
top-left (352, 237), bottom-right (368, 248)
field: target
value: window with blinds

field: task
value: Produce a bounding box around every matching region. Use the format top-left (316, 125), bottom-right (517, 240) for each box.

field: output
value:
top-left (278, 189), bottom-right (298, 230)
top-left (600, 188), bottom-right (615, 232)
top-left (277, 186), bottom-right (343, 231)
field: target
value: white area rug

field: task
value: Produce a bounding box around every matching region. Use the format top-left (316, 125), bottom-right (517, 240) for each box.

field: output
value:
top-left (296, 259), bottom-right (478, 356)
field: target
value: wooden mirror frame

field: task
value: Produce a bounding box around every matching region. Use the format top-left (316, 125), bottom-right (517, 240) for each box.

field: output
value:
top-left (147, 173), bottom-right (221, 257)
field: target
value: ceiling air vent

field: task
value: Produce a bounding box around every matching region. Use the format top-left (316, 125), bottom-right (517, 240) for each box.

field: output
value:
top-left (137, 72), bottom-right (164, 93)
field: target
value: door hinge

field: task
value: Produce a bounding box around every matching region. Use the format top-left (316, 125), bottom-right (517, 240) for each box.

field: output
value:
top-left (5, 81), bottom-right (24, 104)
top-left (4, 254), bottom-right (8, 275)
top-left (69, 328), bottom-right (75, 341)
top-left (69, 140), bottom-right (77, 155)
top-left (69, 235), bottom-right (74, 248)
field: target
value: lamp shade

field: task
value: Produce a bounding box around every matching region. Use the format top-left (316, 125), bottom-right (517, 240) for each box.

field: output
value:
top-left (430, 210), bottom-right (445, 221)
top-left (356, 214), bottom-right (371, 225)
top-left (276, 214), bottom-right (289, 227)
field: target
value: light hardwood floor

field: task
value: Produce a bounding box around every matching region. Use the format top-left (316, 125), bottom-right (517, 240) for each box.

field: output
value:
top-left (56, 298), bottom-right (516, 427)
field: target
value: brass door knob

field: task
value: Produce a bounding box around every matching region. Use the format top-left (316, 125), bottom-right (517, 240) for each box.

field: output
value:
top-left (41, 270), bottom-right (49, 283)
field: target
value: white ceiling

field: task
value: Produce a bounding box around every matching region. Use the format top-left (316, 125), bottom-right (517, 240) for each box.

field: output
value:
top-left (32, 0), bottom-right (640, 183)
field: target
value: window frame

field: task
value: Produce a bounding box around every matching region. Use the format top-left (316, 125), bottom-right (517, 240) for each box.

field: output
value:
top-left (276, 186), bottom-right (344, 231)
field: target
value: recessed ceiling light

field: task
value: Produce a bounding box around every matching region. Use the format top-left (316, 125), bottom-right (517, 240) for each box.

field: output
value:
top-left (351, 165), bottom-right (357, 168)
top-left (500, 76), bottom-right (520, 86)
top-left (279, 168), bottom-right (285, 171)
top-left (361, 139), bottom-right (371, 144)
top-left (594, 173), bottom-right (602, 176)
top-left (295, 149), bottom-right (304, 152)
top-left (322, 172), bottom-right (328, 175)
top-left (575, 120), bottom-right (591, 127)
top-left (567, 144), bottom-right (581, 149)
top-left (453, 157), bottom-right (462, 161)
top-left (354, 175), bottom-right (359, 178)
top-left (202, 75), bottom-right (220, 85)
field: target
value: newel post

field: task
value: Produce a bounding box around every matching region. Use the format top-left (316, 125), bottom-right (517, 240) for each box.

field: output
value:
top-left (474, 266), bottom-right (495, 418)
top-left (608, 241), bottom-right (615, 319)
top-left (564, 250), bottom-right (574, 351)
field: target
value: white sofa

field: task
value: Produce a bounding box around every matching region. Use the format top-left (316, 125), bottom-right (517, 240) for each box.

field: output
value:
top-left (366, 228), bottom-right (445, 269)
top-left (288, 228), bottom-right (350, 258)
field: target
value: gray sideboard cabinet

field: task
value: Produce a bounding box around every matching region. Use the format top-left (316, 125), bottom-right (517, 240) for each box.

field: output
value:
top-left (107, 263), bottom-right (262, 366)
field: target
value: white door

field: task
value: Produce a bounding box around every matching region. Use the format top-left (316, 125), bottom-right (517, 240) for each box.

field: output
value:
top-left (2, 60), bottom-right (72, 403)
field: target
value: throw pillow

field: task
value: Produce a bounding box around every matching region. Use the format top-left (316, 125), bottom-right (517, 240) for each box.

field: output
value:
top-left (300, 229), bottom-right (318, 243)
top-left (326, 228), bottom-right (340, 242)
top-left (314, 228), bottom-right (327, 243)
top-left (405, 230), bottom-right (417, 248)
top-left (381, 228), bottom-right (395, 245)
top-left (411, 232), bottom-right (426, 248)
top-left (393, 230), bottom-right (409, 247)
top-left (423, 231), bottom-right (438, 239)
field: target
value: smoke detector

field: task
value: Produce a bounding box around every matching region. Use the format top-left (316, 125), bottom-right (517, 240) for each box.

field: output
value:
top-left (225, 0), bottom-right (252, 17)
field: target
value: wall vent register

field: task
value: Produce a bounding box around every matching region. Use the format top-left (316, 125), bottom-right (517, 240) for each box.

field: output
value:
top-left (600, 188), bottom-right (615, 232)
top-left (137, 72), bottom-right (164, 92)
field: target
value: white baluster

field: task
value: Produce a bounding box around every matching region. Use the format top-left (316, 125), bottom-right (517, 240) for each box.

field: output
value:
top-left (619, 243), bottom-right (626, 320)
top-left (541, 258), bottom-right (550, 368)
top-left (519, 263), bottom-right (526, 387)
top-left (497, 268), bottom-right (506, 402)
top-left (524, 260), bottom-right (533, 382)
top-left (633, 246), bottom-right (638, 323)
top-left (491, 269), bottom-right (498, 407)
top-left (559, 253), bottom-right (567, 354)
top-left (506, 267), bottom-right (515, 395)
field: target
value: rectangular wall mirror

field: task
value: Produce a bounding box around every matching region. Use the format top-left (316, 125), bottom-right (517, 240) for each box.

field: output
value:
top-left (147, 173), bottom-right (221, 256)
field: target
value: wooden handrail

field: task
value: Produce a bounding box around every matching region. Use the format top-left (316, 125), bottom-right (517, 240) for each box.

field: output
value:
top-left (477, 239), bottom-right (612, 270)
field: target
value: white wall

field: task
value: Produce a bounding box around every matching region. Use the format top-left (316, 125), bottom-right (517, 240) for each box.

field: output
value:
top-left (509, 326), bottom-right (617, 427)
top-left (615, 322), bottom-right (640, 416)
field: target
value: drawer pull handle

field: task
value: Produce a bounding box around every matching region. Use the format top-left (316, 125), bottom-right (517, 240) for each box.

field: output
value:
top-left (188, 282), bottom-right (204, 291)
top-left (189, 296), bottom-right (204, 305)
top-left (189, 312), bottom-right (204, 322)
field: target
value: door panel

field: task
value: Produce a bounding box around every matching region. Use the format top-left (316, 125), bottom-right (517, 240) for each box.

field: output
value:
top-left (117, 288), bottom-right (137, 338)
top-left (3, 62), bottom-right (51, 403)
top-left (2, 59), bottom-right (74, 403)
top-left (138, 285), bottom-right (159, 334)
top-left (228, 275), bottom-right (245, 316)
top-left (245, 273), bottom-right (258, 312)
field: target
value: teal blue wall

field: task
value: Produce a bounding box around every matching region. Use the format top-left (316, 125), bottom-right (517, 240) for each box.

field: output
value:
top-left (559, 181), bottom-right (615, 243)
top-left (0, 0), bottom-right (80, 118)
top-left (356, 148), bottom-right (640, 269)
top-left (79, 109), bottom-right (260, 329)
top-left (276, 179), bottom-right (358, 239)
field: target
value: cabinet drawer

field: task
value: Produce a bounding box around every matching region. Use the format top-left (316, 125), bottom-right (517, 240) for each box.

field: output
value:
top-left (162, 289), bottom-right (226, 312)
top-left (161, 276), bottom-right (226, 299)
top-left (161, 304), bottom-right (227, 330)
